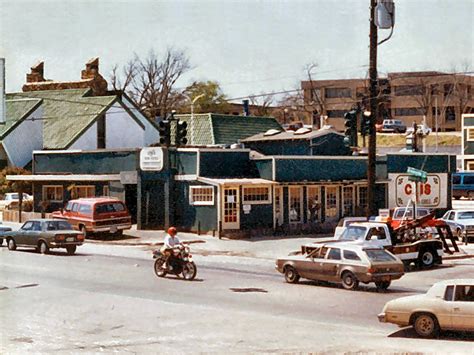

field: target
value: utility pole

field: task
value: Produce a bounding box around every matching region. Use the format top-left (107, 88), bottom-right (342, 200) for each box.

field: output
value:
top-left (367, 0), bottom-right (378, 217)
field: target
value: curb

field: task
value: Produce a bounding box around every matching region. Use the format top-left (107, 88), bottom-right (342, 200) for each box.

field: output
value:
top-left (85, 239), bottom-right (206, 247)
top-left (442, 253), bottom-right (474, 260)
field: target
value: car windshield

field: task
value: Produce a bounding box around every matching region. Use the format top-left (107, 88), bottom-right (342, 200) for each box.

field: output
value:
top-left (46, 221), bottom-right (73, 231)
top-left (365, 249), bottom-right (397, 262)
top-left (339, 226), bottom-right (367, 241)
top-left (458, 212), bottom-right (474, 220)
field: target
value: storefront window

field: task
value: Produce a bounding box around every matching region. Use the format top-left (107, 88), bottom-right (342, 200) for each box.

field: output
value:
top-left (43, 185), bottom-right (63, 202)
top-left (73, 186), bottom-right (95, 198)
top-left (343, 186), bottom-right (354, 216)
top-left (325, 186), bottom-right (339, 219)
top-left (289, 186), bottom-right (303, 223)
top-left (358, 186), bottom-right (368, 213)
top-left (242, 186), bottom-right (270, 204)
top-left (307, 186), bottom-right (321, 223)
top-left (190, 186), bottom-right (214, 205)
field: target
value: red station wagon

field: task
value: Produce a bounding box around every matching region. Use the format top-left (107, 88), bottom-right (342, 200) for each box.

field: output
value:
top-left (52, 197), bottom-right (132, 237)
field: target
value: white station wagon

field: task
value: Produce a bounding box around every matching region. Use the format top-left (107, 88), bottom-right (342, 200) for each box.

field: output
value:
top-left (378, 279), bottom-right (474, 338)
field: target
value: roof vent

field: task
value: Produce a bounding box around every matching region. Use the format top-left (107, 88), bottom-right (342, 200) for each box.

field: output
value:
top-left (263, 128), bottom-right (281, 136)
top-left (294, 127), bottom-right (312, 135)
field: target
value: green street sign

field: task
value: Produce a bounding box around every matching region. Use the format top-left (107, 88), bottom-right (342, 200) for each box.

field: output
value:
top-left (407, 167), bottom-right (427, 183)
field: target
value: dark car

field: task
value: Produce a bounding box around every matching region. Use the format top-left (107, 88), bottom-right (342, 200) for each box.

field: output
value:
top-left (276, 243), bottom-right (404, 290)
top-left (5, 219), bottom-right (84, 255)
top-left (0, 224), bottom-right (13, 246)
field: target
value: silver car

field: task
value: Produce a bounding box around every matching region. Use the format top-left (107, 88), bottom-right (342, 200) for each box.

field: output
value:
top-left (440, 209), bottom-right (474, 244)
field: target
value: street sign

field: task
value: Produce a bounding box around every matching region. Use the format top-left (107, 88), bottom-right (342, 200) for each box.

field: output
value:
top-left (407, 167), bottom-right (427, 183)
top-left (140, 147), bottom-right (164, 171)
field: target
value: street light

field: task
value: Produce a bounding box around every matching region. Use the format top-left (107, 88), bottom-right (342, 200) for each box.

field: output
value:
top-left (183, 93), bottom-right (205, 145)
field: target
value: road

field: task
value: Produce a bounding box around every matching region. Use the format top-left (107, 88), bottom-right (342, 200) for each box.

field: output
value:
top-left (1, 244), bottom-right (473, 353)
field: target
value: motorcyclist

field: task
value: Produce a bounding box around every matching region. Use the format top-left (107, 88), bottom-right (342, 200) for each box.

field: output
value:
top-left (161, 227), bottom-right (183, 269)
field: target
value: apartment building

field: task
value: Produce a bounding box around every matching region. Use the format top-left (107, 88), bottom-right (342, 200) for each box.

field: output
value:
top-left (302, 71), bottom-right (473, 131)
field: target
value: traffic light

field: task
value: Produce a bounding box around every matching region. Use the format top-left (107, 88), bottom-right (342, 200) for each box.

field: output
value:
top-left (361, 111), bottom-right (372, 136)
top-left (158, 120), bottom-right (171, 146)
top-left (344, 110), bottom-right (357, 147)
top-left (175, 120), bottom-right (188, 146)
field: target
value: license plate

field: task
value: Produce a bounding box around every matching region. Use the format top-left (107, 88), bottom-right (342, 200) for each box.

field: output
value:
top-left (110, 226), bottom-right (118, 233)
top-left (66, 237), bottom-right (75, 242)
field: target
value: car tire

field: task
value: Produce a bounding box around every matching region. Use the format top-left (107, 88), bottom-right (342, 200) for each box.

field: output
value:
top-left (413, 313), bottom-right (439, 338)
top-left (375, 281), bottom-right (391, 290)
top-left (417, 248), bottom-right (435, 268)
top-left (7, 238), bottom-right (16, 251)
top-left (341, 271), bottom-right (359, 290)
top-left (39, 241), bottom-right (49, 255)
top-left (66, 245), bottom-right (76, 255)
top-left (284, 266), bottom-right (300, 284)
top-left (80, 225), bottom-right (89, 239)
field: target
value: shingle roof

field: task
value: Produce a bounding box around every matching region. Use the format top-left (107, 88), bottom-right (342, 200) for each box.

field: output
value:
top-left (174, 113), bottom-right (282, 145)
top-left (241, 128), bottom-right (343, 142)
top-left (8, 89), bottom-right (117, 149)
top-left (1, 98), bottom-right (43, 140)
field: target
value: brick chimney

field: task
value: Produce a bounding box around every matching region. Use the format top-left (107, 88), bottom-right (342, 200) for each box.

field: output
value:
top-left (26, 61), bottom-right (46, 83)
top-left (81, 57), bottom-right (100, 80)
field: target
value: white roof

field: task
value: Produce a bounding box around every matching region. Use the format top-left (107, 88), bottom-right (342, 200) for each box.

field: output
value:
top-left (197, 177), bottom-right (276, 186)
top-left (6, 174), bottom-right (121, 182)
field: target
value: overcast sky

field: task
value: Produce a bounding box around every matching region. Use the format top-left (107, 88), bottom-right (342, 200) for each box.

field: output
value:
top-left (1, 0), bottom-right (472, 101)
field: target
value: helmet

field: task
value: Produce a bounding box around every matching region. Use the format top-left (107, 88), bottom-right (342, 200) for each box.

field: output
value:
top-left (167, 227), bottom-right (177, 236)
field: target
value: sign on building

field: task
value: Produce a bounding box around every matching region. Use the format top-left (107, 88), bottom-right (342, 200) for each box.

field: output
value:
top-left (388, 173), bottom-right (447, 208)
top-left (140, 147), bottom-right (165, 171)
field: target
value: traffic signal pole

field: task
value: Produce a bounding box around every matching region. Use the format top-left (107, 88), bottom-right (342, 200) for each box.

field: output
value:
top-left (367, 0), bottom-right (378, 217)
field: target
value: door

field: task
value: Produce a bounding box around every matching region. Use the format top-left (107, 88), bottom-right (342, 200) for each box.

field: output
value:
top-left (288, 186), bottom-right (303, 224)
top-left (222, 187), bottom-right (239, 229)
top-left (451, 285), bottom-right (474, 330)
top-left (325, 186), bottom-right (339, 222)
top-left (28, 221), bottom-right (43, 247)
top-left (16, 221), bottom-right (34, 245)
top-left (321, 247), bottom-right (342, 281)
top-left (342, 186), bottom-right (354, 217)
top-left (274, 186), bottom-right (283, 227)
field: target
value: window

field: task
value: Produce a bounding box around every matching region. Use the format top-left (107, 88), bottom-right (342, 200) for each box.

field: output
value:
top-left (452, 175), bottom-right (461, 185)
top-left (464, 175), bottom-right (474, 184)
top-left (454, 285), bottom-right (474, 302)
top-left (46, 221), bottom-right (72, 231)
top-left (32, 221), bottom-right (42, 231)
top-left (358, 186), bottom-right (368, 213)
top-left (307, 186), bottom-right (321, 222)
top-left (73, 186), bottom-right (95, 198)
top-left (79, 204), bottom-right (92, 214)
top-left (394, 85), bottom-right (424, 96)
top-left (311, 247), bottom-right (328, 259)
top-left (445, 106), bottom-right (456, 122)
top-left (343, 250), bottom-right (361, 261)
top-left (189, 186), bottom-right (214, 206)
top-left (326, 110), bottom-right (346, 118)
top-left (444, 285), bottom-right (454, 301)
top-left (242, 186), bottom-right (270, 204)
top-left (342, 186), bottom-right (354, 217)
top-left (327, 248), bottom-right (341, 260)
top-left (366, 227), bottom-right (386, 240)
top-left (325, 186), bottom-right (338, 219)
top-left (103, 185), bottom-right (109, 197)
top-left (288, 186), bottom-right (303, 223)
top-left (325, 87), bottom-right (352, 99)
top-left (365, 249), bottom-right (396, 262)
top-left (72, 203), bottom-right (79, 212)
top-left (43, 185), bottom-right (63, 202)
top-left (95, 202), bottom-right (125, 214)
top-left (394, 107), bottom-right (423, 116)
top-left (21, 221), bottom-right (34, 231)
top-left (468, 128), bottom-right (474, 142)
top-left (467, 162), bottom-right (474, 171)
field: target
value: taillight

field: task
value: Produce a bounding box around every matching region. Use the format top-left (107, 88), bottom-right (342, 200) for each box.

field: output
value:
top-left (77, 234), bottom-right (84, 241)
top-left (367, 267), bottom-right (376, 274)
top-left (55, 235), bottom-right (65, 241)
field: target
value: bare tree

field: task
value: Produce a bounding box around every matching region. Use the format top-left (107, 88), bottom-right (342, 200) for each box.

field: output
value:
top-left (110, 48), bottom-right (192, 119)
top-left (249, 94), bottom-right (274, 116)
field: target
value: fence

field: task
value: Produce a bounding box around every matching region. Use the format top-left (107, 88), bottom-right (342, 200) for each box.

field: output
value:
top-left (2, 210), bottom-right (52, 223)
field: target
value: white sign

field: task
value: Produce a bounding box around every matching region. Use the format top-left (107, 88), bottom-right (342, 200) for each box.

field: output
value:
top-left (388, 173), bottom-right (447, 208)
top-left (140, 147), bottom-right (164, 171)
top-left (243, 204), bottom-right (251, 214)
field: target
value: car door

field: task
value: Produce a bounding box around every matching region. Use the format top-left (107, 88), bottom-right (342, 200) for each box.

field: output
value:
top-left (298, 247), bottom-right (327, 280)
top-left (26, 221), bottom-right (43, 247)
top-left (15, 221), bottom-right (34, 245)
top-left (320, 247), bottom-right (342, 281)
top-left (450, 284), bottom-right (474, 330)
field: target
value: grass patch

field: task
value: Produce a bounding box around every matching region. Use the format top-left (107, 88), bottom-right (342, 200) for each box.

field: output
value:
top-left (357, 134), bottom-right (461, 147)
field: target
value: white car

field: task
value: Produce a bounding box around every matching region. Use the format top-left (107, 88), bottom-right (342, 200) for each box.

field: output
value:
top-left (378, 279), bottom-right (474, 338)
top-left (0, 193), bottom-right (33, 210)
top-left (334, 217), bottom-right (367, 239)
top-left (440, 209), bottom-right (474, 243)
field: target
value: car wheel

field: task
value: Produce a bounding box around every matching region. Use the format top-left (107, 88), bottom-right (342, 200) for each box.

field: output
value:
top-left (375, 281), bottom-right (391, 290)
top-left (66, 245), bottom-right (76, 255)
top-left (413, 313), bottom-right (439, 338)
top-left (456, 228), bottom-right (463, 241)
top-left (284, 266), bottom-right (300, 284)
top-left (341, 271), bottom-right (359, 290)
top-left (80, 225), bottom-right (89, 239)
top-left (7, 238), bottom-right (16, 251)
top-left (39, 241), bottom-right (49, 255)
top-left (418, 248), bottom-right (435, 268)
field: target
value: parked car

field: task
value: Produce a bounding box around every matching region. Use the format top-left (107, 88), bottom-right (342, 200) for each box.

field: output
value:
top-left (334, 217), bottom-right (368, 239)
top-left (51, 197), bottom-right (132, 237)
top-left (0, 193), bottom-right (33, 210)
top-left (381, 119), bottom-right (407, 133)
top-left (452, 172), bottom-right (474, 200)
top-left (440, 209), bottom-right (474, 243)
top-left (276, 243), bottom-right (404, 290)
top-left (4, 219), bottom-right (84, 255)
top-left (390, 207), bottom-right (432, 229)
top-left (378, 279), bottom-right (474, 338)
top-left (0, 224), bottom-right (13, 246)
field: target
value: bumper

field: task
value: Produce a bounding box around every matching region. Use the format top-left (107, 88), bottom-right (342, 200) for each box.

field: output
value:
top-left (49, 242), bottom-right (83, 248)
top-left (359, 272), bottom-right (404, 283)
top-left (378, 312), bottom-right (386, 323)
top-left (90, 224), bottom-right (131, 233)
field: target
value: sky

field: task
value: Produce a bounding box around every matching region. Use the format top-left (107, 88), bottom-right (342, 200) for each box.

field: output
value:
top-left (1, 0), bottom-right (472, 102)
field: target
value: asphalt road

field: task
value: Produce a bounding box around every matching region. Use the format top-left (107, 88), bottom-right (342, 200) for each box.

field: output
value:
top-left (1, 244), bottom-right (473, 353)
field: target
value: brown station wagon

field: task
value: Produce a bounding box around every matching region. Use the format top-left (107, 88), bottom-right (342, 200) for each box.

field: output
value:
top-left (276, 243), bottom-right (404, 290)
top-left (52, 197), bottom-right (132, 237)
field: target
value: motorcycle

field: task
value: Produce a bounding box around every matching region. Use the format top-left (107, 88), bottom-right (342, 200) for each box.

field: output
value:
top-left (152, 245), bottom-right (197, 281)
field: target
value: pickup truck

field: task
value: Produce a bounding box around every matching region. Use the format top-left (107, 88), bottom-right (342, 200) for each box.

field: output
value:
top-left (304, 222), bottom-right (443, 269)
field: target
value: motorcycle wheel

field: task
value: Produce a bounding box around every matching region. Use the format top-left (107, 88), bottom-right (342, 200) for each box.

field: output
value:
top-left (182, 262), bottom-right (197, 281)
top-left (154, 258), bottom-right (167, 278)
